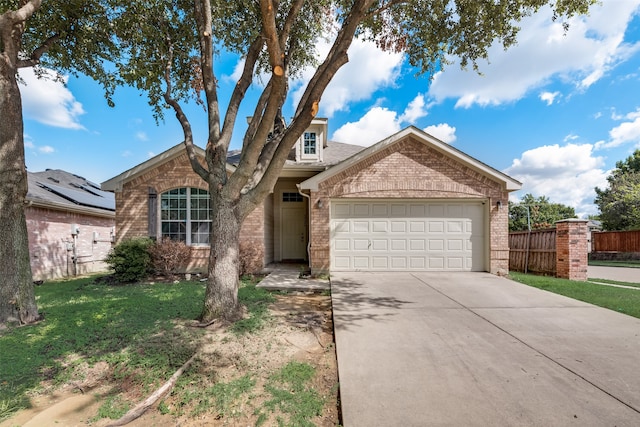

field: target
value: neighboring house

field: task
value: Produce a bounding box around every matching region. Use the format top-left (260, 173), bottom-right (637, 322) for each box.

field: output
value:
top-left (26, 169), bottom-right (115, 280)
top-left (102, 120), bottom-right (522, 275)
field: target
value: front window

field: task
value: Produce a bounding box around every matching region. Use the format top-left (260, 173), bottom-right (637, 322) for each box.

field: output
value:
top-left (160, 188), bottom-right (211, 245)
top-left (304, 132), bottom-right (317, 155)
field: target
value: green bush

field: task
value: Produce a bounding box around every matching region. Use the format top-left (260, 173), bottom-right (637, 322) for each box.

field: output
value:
top-left (105, 238), bottom-right (153, 283)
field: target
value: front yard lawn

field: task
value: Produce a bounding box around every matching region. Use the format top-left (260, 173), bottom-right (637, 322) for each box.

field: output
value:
top-left (509, 272), bottom-right (640, 319)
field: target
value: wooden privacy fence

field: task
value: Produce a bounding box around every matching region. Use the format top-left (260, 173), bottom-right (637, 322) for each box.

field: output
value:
top-left (592, 230), bottom-right (640, 253)
top-left (509, 228), bottom-right (556, 275)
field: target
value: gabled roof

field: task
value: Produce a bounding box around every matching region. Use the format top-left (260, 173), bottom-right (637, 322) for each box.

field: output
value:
top-left (27, 169), bottom-right (115, 217)
top-left (104, 140), bottom-right (366, 190)
top-left (299, 126), bottom-right (522, 191)
top-left (101, 143), bottom-right (236, 192)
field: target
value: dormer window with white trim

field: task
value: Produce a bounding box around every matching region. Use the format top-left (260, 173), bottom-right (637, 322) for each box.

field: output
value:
top-left (296, 118), bottom-right (327, 162)
top-left (304, 132), bottom-right (317, 155)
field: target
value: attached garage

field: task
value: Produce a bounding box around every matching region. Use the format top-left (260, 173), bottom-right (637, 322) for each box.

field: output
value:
top-left (299, 127), bottom-right (522, 275)
top-left (331, 200), bottom-right (485, 271)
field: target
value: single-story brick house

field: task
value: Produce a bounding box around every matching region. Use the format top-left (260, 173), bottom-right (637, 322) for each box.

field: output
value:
top-left (102, 120), bottom-right (522, 275)
top-left (26, 169), bottom-right (115, 280)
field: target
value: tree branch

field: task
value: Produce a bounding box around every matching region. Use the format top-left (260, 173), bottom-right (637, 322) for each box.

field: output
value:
top-left (221, 35), bottom-right (264, 144)
top-left (16, 32), bottom-right (60, 68)
top-left (194, 0), bottom-right (224, 178)
top-left (259, 0), bottom-right (285, 77)
top-left (162, 37), bottom-right (209, 181)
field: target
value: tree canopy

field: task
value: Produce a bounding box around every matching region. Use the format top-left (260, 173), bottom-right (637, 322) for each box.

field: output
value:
top-left (595, 149), bottom-right (640, 231)
top-left (509, 194), bottom-right (577, 232)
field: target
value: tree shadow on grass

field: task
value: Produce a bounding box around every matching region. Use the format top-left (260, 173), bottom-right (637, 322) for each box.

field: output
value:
top-left (0, 276), bottom-right (205, 420)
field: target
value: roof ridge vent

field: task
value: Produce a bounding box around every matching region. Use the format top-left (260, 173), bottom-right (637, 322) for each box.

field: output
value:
top-left (47, 177), bottom-right (60, 183)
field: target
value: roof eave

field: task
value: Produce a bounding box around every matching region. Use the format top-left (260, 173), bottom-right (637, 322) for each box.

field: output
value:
top-left (300, 126), bottom-right (523, 192)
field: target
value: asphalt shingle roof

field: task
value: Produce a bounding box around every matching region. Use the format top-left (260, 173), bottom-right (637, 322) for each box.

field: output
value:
top-left (27, 169), bottom-right (115, 212)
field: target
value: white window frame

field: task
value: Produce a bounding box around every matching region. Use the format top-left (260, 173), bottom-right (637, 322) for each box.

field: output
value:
top-left (301, 132), bottom-right (317, 159)
top-left (159, 188), bottom-right (211, 246)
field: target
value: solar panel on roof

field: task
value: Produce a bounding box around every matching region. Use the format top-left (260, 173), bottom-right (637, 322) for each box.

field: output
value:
top-left (37, 181), bottom-right (115, 211)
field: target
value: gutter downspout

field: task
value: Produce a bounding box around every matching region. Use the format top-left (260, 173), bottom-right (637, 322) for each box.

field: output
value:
top-left (296, 184), bottom-right (311, 268)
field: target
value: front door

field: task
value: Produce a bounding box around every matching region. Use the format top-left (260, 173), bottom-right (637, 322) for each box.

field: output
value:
top-left (281, 204), bottom-right (307, 260)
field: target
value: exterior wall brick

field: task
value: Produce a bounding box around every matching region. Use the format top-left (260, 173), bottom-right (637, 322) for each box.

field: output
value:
top-left (26, 206), bottom-right (114, 280)
top-left (310, 137), bottom-right (510, 274)
top-left (555, 219), bottom-right (588, 281)
top-left (115, 152), bottom-right (266, 273)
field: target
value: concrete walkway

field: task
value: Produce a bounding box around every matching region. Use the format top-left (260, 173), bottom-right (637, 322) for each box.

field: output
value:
top-left (331, 272), bottom-right (640, 427)
top-left (256, 264), bottom-right (330, 291)
top-left (588, 265), bottom-right (639, 283)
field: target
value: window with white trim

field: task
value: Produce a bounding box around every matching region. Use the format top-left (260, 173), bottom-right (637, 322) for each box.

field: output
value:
top-left (160, 188), bottom-right (211, 245)
top-left (303, 132), bottom-right (317, 155)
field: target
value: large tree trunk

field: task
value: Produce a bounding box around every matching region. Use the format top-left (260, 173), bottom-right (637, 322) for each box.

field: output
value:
top-left (0, 58), bottom-right (40, 325)
top-left (201, 194), bottom-right (241, 322)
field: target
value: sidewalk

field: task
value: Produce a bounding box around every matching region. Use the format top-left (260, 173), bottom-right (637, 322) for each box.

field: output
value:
top-left (588, 266), bottom-right (639, 283)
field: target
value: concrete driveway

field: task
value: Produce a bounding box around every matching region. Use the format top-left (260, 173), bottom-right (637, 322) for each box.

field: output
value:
top-left (331, 272), bottom-right (640, 426)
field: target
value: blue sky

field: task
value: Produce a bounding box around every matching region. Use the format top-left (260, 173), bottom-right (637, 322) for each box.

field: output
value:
top-left (20, 1), bottom-right (640, 217)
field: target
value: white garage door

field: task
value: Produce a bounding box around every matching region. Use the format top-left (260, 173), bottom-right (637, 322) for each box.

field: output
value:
top-left (330, 200), bottom-right (485, 271)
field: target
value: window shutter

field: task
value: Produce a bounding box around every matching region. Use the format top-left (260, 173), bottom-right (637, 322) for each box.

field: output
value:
top-left (148, 187), bottom-right (157, 240)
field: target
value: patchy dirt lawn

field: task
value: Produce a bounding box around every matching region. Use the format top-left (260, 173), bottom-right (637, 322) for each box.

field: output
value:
top-left (0, 292), bottom-right (339, 427)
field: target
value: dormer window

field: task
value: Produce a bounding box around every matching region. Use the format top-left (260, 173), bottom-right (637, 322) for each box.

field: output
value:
top-left (296, 118), bottom-right (327, 162)
top-left (304, 132), bottom-right (317, 155)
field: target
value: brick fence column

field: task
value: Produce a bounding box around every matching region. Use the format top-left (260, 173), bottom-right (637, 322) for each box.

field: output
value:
top-left (555, 219), bottom-right (588, 281)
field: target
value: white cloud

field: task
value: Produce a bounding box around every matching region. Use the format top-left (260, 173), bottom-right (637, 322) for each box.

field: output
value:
top-left (332, 107), bottom-right (401, 146)
top-left (291, 37), bottom-right (403, 117)
top-left (135, 131), bottom-right (149, 142)
top-left (429, 2), bottom-right (640, 107)
top-left (18, 67), bottom-right (85, 129)
top-left (539, 91), bottom-right (560, 106)
top-left (423, 123), bottom-right (457, 144)
top-left (595, 108), bottom-right (640, 149)
top-left (24, 136), bottom-right (35, 149)
top-left (505, 143), bottom-right (609, 216)
top-left (38, 145), bottom-right (55, 154)
top-left (399, 94), bottom-right (428, 123)
top-left (122, 150), bottom-right (132, 158)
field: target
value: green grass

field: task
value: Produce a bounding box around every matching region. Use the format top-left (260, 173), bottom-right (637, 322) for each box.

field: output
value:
top-left (0, 275), bottom-right (331, 424)
top-left (257, 361), bottom-right (325, 427)
top-left (0, 275), bottom-right (205, 420)
top-left (230, 279), bottom-right (276, 335)
top-left (510, 272), bottom-right (640, 319)
top-left (588, 260), bottom-right (640, 268)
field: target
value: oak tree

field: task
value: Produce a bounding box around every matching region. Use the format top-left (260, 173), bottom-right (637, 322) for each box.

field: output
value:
top-left (113, 0), bottom-right (596, 322)
top-left (0, 0), bottom-right (118, 324)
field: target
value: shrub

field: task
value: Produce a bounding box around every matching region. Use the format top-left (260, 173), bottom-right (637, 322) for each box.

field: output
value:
top-left (239, 241), bottom-right (264, 277)
top-left (149, 238), bottom-right (191, 278)
top-left (104, 238), bottom-right (153, 283)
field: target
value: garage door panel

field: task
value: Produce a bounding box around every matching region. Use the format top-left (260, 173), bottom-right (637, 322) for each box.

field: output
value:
top-left (353, 239), bottom-right (369, 250)
top-left (331, 200), bottom-right (485, 272)
top-left (410, 221), bottom-right (425, 232)
top-left (429, 221), bottom-right (444, 232)
top-left (372, 221), bottom-right (387, 232)
top-left (372, 240), bottom-right (387, 251)
top-left (334, 239), bottom-right (350, 251)
top-left (353, 221), bottom-right (369, 232)
top-left (391, 221), bottom-right (406, 232)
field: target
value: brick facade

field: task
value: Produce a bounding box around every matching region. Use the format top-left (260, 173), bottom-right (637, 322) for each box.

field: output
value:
top-left (308, 137), bottom-right (510, 274)
top-left (114, 152), bottom-right (266, 272)
top-left (109, 131), bottom-right (518, 277)
top-left (26, 206), bottom-right (114, 280)
top-left (556, 219), bottom-right (589, 281)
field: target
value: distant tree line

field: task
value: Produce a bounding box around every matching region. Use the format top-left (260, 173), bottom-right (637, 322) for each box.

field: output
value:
top-left (594, 149), bottom-right (640, 231)
top-left (509, 194), bottom-right (577, 232)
